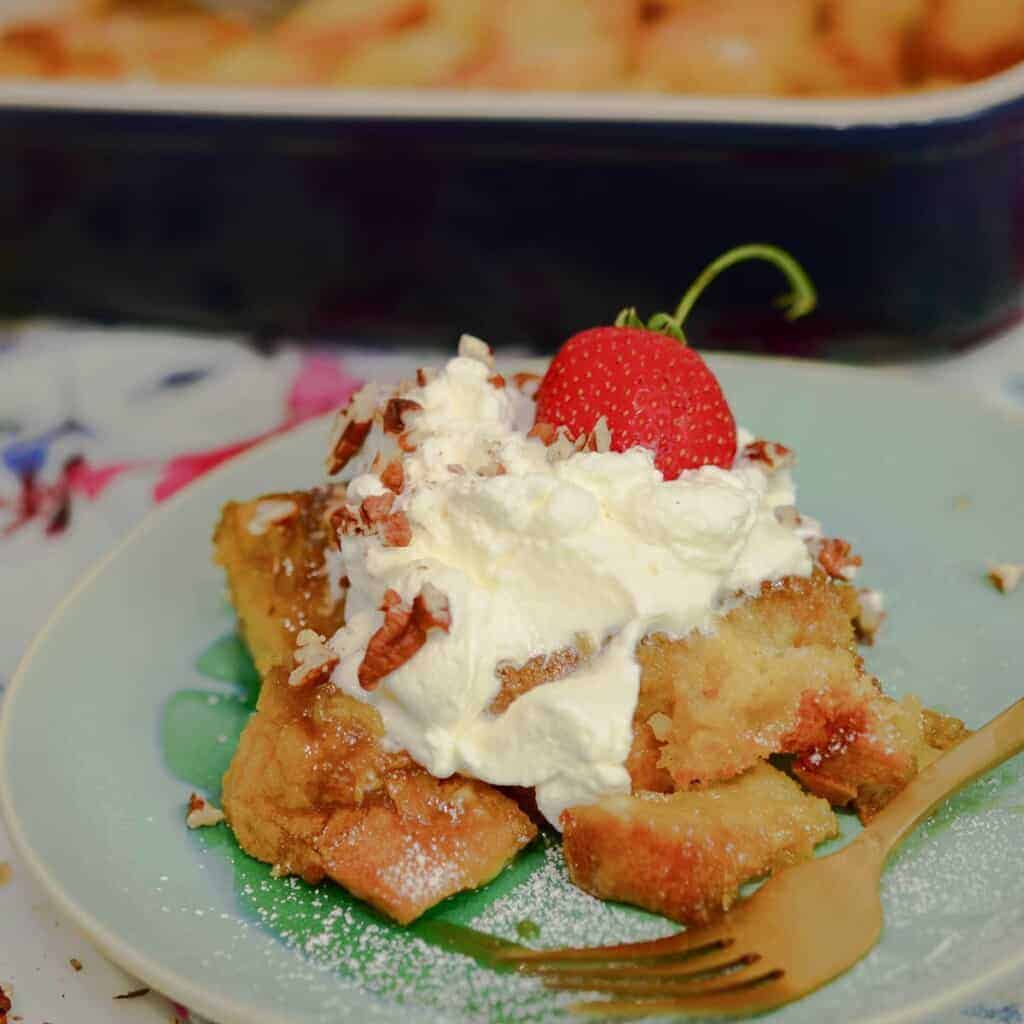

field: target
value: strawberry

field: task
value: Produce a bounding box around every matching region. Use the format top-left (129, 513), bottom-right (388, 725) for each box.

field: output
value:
top-left (533, 244), bottom-right (817, 481)
top-left (534, 327), bottom-right (737, 479)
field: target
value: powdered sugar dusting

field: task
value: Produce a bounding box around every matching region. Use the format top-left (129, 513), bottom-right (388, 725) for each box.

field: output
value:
top-left (471, 839), bottom-right (678, 950)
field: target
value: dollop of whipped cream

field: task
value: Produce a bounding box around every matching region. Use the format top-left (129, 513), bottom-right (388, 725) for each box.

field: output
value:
top-left (325, 336), bottom-right (812, 827)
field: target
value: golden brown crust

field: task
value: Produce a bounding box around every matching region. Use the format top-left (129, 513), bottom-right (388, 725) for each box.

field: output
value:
top-left (217, 493), bottom-right (537, 923)
top-left (2, 0), bottom-right (1021, 96)
top-left (629, 573), bottom-right (928, 823)
top-left (562, 762), bottom-right (837, 926)
top-left (213, 488), bottom-right (346, 677)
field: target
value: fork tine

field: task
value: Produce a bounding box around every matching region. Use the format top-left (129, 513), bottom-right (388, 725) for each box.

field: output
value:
top-left (545, 958), bottom-right (771, 997)
top-left (521, 949), bottom-right (758, 980)
top-left (569, 970), bottom-right (792, 1018)
top-left (493, 924), bottom-right (733, 967)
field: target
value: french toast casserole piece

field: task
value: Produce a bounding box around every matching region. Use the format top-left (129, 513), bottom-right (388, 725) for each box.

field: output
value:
top-left (215, 489), bottom-right (965, 926)
top-left (215, 489), bottom-right (537, 924)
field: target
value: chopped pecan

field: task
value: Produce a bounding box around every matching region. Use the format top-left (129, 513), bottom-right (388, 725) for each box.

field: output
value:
top-left (379, 458), bottom-right (405, 494)
top-left (382, 398), bottom-right (423, 436)
top-left (380, 511), bottom-right (412, 547)
top-left (988, 562), bottom-right (1024, 594)
top-left (360, 491), bottom-right (395, 525)
top-left (358, 585), bottom-right (451, 690)
top-left (327, 500), bottom-right (362, 543)
top-left (488, 373), bottom-right (507, 389)
top-left (325, 385), bottom-right (377, 475)
top-left (288, 628), bottom-right (340, 688)
top-left (512, 371), bottom-right (542, 396)
top-left (0, 982), bottom-right (10, 1023)
top-left (742, 439), bottom-right (794, 471)
top-left (416, 367), bottom-right (436, 387)
top-left (816, 538), bottom-right (862, 581)
top-left (186, 793), bottom-right (225, 829)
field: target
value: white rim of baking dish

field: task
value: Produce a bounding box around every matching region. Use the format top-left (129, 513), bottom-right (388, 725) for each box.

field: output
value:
top-left (1, 60), bottom-right (1024, 126)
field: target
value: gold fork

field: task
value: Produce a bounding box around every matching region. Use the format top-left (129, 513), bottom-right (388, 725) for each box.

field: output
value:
top-left (495, 696), bottom-right (1024, 1018)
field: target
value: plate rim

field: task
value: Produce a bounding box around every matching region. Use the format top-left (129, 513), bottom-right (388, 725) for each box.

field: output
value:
top-left (2, 352), bottom-right (1022, 1024)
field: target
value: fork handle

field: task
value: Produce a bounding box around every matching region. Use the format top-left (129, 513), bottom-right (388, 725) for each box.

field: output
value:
top-left (864, 696), bottom-right (1024, 860)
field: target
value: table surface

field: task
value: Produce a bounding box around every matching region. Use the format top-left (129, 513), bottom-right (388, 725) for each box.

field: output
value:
top-left (2, 322), bottom-right (1023, 1024)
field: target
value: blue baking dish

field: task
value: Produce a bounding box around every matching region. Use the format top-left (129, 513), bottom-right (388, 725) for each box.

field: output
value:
top-left (0, 72), bottom-right (1022, 357)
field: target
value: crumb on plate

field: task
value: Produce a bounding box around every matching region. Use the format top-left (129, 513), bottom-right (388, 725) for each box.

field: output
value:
top-left (988, 562), bottom-right (1024, 594)
top-left (185, 793), bottom-right (225, 829)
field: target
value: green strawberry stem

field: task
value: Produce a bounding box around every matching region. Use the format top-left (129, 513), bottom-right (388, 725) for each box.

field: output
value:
top-left (614, 243), bottom-right (817, 344)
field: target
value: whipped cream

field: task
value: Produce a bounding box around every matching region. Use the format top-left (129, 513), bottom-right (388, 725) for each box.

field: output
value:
top-left (324, 337), bottom-right (812, 827)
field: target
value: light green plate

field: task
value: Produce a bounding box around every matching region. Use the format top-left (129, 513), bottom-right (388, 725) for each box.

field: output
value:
top-left (2, 355), bottom-right (1024, 1024)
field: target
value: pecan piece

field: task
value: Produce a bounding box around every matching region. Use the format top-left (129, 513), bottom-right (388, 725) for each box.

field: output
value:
top-left (382, 398), bottom-right (423, 436)
top-left (742, 439), bottom-right (794, 471)
top-left (358, 585), bottom-right (451, 690)
top-left (988, 562), bottom-right (1024, 594)
top-left (325, 384), bottom-right (377, 475)
top-left (379, 458), bottom-right (405, 494)
top-left (288, 628), bottom-right (339, 689)
top-left (816, 538), bottom-right (862, 581)
top-left (380, 511), bottom-right (412, 547)
top-left (186, 793), bottom-right (225, 829)
top-left (360, 491), bottom-right (395, 525)
top-left (512, 371), bottom-right (542, 397)
top-left (326, 500), bottom-right (362, 543)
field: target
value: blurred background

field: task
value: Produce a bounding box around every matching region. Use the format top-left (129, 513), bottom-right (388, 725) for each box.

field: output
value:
top-left (0, 0), bottom-right (1022, 359)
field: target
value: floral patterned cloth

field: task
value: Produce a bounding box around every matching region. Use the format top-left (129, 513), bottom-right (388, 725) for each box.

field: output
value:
top-left (1, 320), bottom-right (1022, 1023)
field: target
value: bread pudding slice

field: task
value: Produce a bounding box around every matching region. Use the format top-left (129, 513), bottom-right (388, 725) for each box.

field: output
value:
top-left (630, 572), bottom-right (948, 822)
top-left (215, 487), bottom-right (964, 923)
top-left (215, 491), bottom-right (537, 923)
top-left (562, 762), bottom-right (837, 926)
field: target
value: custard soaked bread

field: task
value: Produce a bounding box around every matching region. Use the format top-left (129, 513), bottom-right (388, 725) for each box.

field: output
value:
top-left (629, 572), bottom-right (936, 821)
top-left (562, 762), bottom-right (837, 926)
top-left (215, 490), bottom-right (537, 923)
top-left (216, 488), bottom-right (964, 925)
